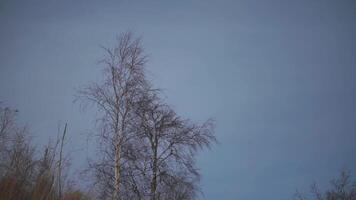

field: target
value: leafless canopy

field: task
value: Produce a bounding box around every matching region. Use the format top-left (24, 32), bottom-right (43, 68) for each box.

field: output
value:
top-left (295, 170), bottom-right (356, 200)
top-left (76, 32), bottom-right (216, 200)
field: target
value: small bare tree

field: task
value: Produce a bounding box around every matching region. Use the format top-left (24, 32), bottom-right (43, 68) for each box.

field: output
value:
top-left (0, 104), bottom-right (38, 199)
top-left (77, 32), bottom-right (149, 200)
top-left (295, 170), bottom-right (356, 200)
top-left (0, 104), bottom-right (17, 165)
top-left (0, 103), bottom-right (85, 200)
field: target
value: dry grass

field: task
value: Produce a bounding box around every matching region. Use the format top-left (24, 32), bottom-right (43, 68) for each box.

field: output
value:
top-left (0, 174), bottom-right (90, 200)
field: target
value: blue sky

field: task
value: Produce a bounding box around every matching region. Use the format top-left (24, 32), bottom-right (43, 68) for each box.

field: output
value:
top-left (1, 0), bottom-right (356, 199)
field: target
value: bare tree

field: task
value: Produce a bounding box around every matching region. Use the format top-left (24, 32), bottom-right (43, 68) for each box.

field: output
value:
top-left (0, 104), bottom-right (38, 199)
top-left (0, 104), bottom-right (36, 187)
top-left (0, 102), bottom-right (88, 200)
top-left (295, 170), bottom-right (356, 200)
top-left (133, 91), bottom-right (216, 200)
top-left (77, 32), bottom-right (149, 200)
top-left (0, 104), bottom-right (17, 166)
top-left (7, 128), bottom-right (37, 189)
top-left (77, 32), bottom-right (216, 200)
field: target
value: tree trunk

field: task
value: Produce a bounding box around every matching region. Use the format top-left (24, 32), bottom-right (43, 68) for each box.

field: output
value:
top-left (150, 137), bottom-right (158, 200)
top-left (113, 141), bottom-right (121, 200)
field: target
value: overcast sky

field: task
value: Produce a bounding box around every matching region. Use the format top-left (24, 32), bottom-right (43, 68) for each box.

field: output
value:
top-left (1, 0), bottom-right (356, 199)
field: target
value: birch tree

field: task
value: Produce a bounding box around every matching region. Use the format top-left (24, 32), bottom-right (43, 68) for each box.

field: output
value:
top-left (133, 91), bottom-right (216, 200)
top-left (77, 32), bottom-right (149, 200)
top-left (78, 32), bottom-right (216, 200)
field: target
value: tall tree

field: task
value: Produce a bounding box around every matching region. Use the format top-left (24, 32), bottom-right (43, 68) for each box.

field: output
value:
top-left (77, 32), bottom-right (149, 200)
top-left (78, 32), bottom-right (216, 200)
